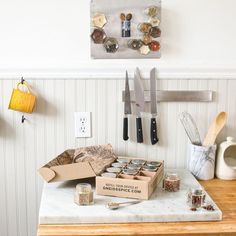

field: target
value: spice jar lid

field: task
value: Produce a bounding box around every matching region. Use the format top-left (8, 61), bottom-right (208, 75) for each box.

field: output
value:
top-left (149, 41), bottom-right (160, 52)
top-left (143, 34), bottom-right (152, 45)
top-left (139, 45), bottom-right (150, 55)
top-left (142, 166), bottom-right (157, 172)
top-left (112, 162), bottom-right (126, 168)
top-left (126, 164), bottom-right (141, 170)
top-left (76, 183), bottom-right (92, 193)
top-left (145, 6), bottom-right (159, 17)
top-left (131, 159), bottom-right (146, 165)
top-left (122, 168), bottom-right (138, 175)
top-left (104, 37), bottom-right (119, 53)
top-left (106, 167), bottom-right (121, 173)
top-left (146, 161), bottom-right (162, 167)
top-left (149, 17), bottom-right (160, 27)
top-left (138, 23), bottom-right (152, 33)
top-left (150, 27), bottom-right (161, 38)
top-left (91, 28), bottom-right (107, 44)
top-left (128, 39), bottom-right (143, 50)
top-left (117, 158), bottom-right (130, 163)
top-left (101, 172), bottom-right (117, 178)
top-left (165, 173), bottom-right (180, 180)
top-left (92, 13), bottom-right (107, 28)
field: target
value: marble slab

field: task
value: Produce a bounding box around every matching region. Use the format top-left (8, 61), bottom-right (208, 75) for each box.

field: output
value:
top-left (39, 169), bottom-right (222, 224)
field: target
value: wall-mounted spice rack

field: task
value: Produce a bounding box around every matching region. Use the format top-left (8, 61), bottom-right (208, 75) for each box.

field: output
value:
top-left (122, 90), bottom-right (213, 103)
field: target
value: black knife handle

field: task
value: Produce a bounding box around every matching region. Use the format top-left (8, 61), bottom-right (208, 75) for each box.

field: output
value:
top-left (123, 117), bottom-right (129, 141)
top-left (151, 118), bottom-right (159, 145)
top-left (136, 117), bottom-right (143, 143)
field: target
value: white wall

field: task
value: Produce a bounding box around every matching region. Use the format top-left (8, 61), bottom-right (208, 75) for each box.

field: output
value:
top-left (1, 0), bottom-right (236, 74)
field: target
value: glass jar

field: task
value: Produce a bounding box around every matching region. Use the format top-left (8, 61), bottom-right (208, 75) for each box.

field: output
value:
top-left (74, 183), bottom-right (94, 206)
top-left (163, 173), bottom-right (180, 192)
top-left (187, 188), bottom-right (206, 208)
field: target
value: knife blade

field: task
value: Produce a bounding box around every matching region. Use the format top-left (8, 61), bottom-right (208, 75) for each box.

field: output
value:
top-left (150, 68), bottom-right (159, 145)
top-left (123, 71), bottom-right (131, 141)
top-left (134, 68), bottom-right (144, 143)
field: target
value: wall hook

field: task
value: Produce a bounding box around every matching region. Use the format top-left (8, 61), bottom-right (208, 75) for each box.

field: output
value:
top-left (21, 77), bottom-right (25, 84)
top-left (21, 115), bottom-right (26, 123)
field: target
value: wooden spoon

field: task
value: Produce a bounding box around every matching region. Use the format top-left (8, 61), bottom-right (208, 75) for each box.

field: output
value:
top-left (203, 112), bottom-right (227, 146)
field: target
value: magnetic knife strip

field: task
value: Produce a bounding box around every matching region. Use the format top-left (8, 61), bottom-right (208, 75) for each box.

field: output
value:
top-left (122, 90), bottom-right (214, 103)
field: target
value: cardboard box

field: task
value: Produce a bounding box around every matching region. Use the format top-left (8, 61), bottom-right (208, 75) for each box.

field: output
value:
top-left (38, 147), bottom-right (164, 200)
top-left (38, 145), bottom-right (116, 183)
top-left (96, 158), bottom-right (164, 200)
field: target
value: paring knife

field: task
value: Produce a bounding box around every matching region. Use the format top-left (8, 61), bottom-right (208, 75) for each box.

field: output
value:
top-left (123, 71), bottom-right (132, 141)
top-left (150, 68), bottom-right (159, 145)
top-left (134, 68), bottom-right (145, 143)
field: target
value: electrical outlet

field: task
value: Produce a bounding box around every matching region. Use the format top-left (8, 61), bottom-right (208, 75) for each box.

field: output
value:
top-left (74, 112), bottom-right (91, 138)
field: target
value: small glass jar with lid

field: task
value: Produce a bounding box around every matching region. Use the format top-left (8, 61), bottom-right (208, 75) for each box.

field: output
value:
top-left (74, 183), bottom-right (94, 206)
top-left (163, 173), bottom-right (180, 192)
top-left (187, 188), bottom-right (206, 208)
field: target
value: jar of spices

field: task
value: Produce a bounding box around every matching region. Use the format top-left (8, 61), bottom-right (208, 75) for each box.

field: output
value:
top-left (74, 183), bottom-right (94, 206)
top-left (187, 188), bottom-right (206, 208)
top-left (163, 173), bottom-right (180, 192)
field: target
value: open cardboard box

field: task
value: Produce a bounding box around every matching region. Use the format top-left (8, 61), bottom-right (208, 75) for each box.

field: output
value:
top-left (38, 146), bottom-right (164, 200)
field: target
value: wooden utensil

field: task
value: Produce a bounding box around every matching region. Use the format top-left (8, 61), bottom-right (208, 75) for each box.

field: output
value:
top-left (203, 112), bottom-right (227, 146)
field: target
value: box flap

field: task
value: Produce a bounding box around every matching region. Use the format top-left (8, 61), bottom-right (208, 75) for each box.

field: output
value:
top-left (38, 167), bottom-right (56, 182)
top-left (49, 162), bottom-right (96, 182)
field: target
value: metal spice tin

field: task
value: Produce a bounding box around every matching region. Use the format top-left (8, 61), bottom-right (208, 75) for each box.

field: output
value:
top-left (117, 158), bottom-right (130, 163)
top-left (131, 159), bottom-right (146, 165)
top-left (91, 28), bottom-right (106, 44)
top-left (112, 162), bottom-right (126, 168)
top-left (122, 168), bottom-right (139, 175)
top-left (106, 167), bottom-right (121, 173)
top-left (104, 37), bottom-right (119, 53)
top-left (128, 39), bottom-right (143, 50)
top-left (101, 172), bottom-right (117, 178)
top-left (142, 166), bottom-right (157, 172)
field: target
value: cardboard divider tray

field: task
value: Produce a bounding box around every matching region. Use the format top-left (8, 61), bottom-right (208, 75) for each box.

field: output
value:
top-left (96, 157), bottom-right (164, 199)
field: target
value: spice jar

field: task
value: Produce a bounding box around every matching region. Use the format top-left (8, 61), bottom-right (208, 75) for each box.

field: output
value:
top-left (187, 188), bottom-right (206, 208)
top-left (163, 173), bottom-right (180, 192)
top-left (74, 183), bottom-right (94, 206)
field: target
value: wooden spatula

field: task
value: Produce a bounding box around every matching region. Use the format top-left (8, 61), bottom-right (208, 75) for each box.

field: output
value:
top-left (203, 112), bottom-right (227, 146)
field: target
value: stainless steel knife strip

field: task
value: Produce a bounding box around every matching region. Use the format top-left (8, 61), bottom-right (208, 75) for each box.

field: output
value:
top-left (122, 90), bottom-right (213, 103)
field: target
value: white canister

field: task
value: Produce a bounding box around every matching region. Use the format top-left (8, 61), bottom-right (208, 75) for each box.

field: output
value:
top-left (188, 144), bottom-right (217, 180)
top-left (216, 137), bottom-right (236, 180)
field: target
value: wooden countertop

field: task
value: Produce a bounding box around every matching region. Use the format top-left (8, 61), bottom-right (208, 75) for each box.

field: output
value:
top-left (37, 179), bottom-right (236, 236)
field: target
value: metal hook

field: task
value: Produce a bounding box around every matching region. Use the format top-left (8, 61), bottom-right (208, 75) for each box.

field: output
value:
top-left (21, 77), bottom-right (25, 84)
top-left (21, 115), bottom-right (26, 123)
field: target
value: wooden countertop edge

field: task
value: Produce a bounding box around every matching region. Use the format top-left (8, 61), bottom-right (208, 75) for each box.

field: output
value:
top-left (37, 221), bottom-right (236, 236)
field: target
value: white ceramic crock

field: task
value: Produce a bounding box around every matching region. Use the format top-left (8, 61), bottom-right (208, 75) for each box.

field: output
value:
top-left (216, 137), bottom-right (236, 180)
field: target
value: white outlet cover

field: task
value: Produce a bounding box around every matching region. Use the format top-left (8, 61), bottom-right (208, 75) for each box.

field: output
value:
top-left (74, 112), bottom-right (91, 138)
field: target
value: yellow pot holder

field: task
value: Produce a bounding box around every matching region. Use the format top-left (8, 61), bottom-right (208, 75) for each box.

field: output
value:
top-left (8, 81), bottom-right (36, 113)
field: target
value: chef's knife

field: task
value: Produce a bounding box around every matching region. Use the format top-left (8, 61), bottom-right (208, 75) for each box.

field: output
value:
top-left (150, 68), bottom-right (159, 145)
top-left (134, 68), bottom-right (145, 143)
top-left (123, 71), bottom-right (131, 141)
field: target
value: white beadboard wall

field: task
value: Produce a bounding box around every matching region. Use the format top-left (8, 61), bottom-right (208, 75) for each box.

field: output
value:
top-left (0, 78), bottom-right (236, 236)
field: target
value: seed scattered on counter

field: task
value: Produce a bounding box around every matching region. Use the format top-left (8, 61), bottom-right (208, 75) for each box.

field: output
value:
top-left (190, 207), bottom-right (197, 211)
top-left (203, 204), bottom-right (215, 211)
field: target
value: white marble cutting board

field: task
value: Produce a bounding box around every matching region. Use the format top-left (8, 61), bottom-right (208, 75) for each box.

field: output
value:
top-left (39, 169), bottom-right (222, 224)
